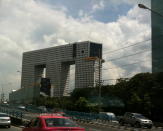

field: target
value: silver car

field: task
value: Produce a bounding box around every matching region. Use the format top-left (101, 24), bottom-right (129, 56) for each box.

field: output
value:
top-left (0, 112), bottom-right (11, 128)
top-left (120, 112), bottom-right (153, 129)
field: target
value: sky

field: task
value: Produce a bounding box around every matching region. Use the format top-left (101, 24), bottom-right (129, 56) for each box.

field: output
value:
top-left (0, 0), bottom-right (151, 99)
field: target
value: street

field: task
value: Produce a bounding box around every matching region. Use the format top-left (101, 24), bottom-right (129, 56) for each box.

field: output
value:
top-left (0, 125), bottom-right (118, 131)
top-left (0, 126), bottom-right (21, 131)
top-left (78, 122), bottom-right (119, 131)
top-left (0, 124), bottom-right (162, 131)
top-left (77, 122), bottom-right (163, 131)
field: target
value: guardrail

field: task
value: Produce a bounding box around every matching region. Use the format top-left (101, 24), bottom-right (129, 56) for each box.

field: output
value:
top-left (0, 107), bottom-right (23, 119)
top-left (63, 110), bottom-right (116, 122)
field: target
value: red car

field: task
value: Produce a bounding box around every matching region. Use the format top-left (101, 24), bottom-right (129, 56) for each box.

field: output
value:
top-left (22, 114), bottom-right (85, 131)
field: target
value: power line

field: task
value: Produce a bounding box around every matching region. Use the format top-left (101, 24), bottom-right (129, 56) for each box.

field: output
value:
top-left (103, 42), bottom-right (163, 64)
top-left (102, 67), bottom-right (151, 81)
top-left (102, 67), bottom-right (151, 85)
top-left (100, 55), bottom-right (163, 83)
top-left (102, 55), bottom-right (163, 70)
top-left (102, 59), bottom-right (149, 70)
top-left (103, 39), bottom-right (151, 55)
top-left (102, 55), bottom-right (162, 70)
top-left (95, 37), bottom-right (163, 68)
top-left (103, 35), bottom-right (163, 55)
top-left (107, 49), bottom-right (151, 62)
top-left (101, 46), bottom-right (163, 71)
top-left (95, 49), bottom-right (151, 69)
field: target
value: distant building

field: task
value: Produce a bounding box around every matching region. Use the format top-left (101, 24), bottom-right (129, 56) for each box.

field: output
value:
top-left (152, 0), bottom-right (163, 72)
top-left (10, 41), bottom-right (103, 103)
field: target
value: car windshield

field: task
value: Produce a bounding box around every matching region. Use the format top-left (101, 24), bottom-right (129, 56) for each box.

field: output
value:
top-left (134, 114), bottom-right (146, 119)
top-left (0, 114), bottom-right (9, 117)
top-left (45, 118), bottom-right (78, 127)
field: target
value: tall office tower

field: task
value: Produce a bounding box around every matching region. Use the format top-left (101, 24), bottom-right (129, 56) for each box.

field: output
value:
top-left (152, 0), bottom-right (163, 72)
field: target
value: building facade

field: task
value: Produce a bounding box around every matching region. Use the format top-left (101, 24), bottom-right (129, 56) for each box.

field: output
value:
top-left (152, 0), bottom-right (163, 72)
top-left (10, 41), bottom-right (102, 103)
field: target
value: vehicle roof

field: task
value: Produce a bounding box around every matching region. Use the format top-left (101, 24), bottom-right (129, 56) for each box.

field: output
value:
top-left (132, 113), bottom-right (142, 115)
top-left (100, 112), bottom-right (115, 115)
top-left (106, 112), bottom-right (115, 115)
top-left (38, 114), bottom-right (68, 119)
top-left (100, 112), bottom-right (114, 113)
top-left (126, 112), bottom-right (142, 115)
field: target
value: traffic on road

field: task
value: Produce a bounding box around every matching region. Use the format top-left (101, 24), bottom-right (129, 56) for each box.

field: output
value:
top-left (0, 103), bottom-right (163, 131)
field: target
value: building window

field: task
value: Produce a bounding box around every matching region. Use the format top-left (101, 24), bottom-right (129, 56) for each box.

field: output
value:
top-left (90, 43), bottom-right (102, 58)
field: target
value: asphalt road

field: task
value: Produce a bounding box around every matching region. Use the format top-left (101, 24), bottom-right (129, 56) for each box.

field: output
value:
top-left (78, 122), bottom-right (119, 131)
top-left (77, 122), bottom-right (163, 131)
top-left (0, 126), bottom-right (21, 131)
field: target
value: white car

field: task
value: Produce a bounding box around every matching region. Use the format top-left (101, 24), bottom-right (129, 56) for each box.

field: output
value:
top-left (99, 112), bottom-right (119, 123)
top-left (0, 112), bottom-right (11, 128)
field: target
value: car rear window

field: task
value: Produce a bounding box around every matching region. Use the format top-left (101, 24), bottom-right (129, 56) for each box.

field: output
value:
top-left (45, 118), bottom-right (77, 127)
top-left (0, 114), bottom-right (9, 117)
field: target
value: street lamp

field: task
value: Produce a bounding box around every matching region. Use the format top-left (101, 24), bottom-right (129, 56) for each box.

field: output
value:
top-left (138, 4), bottom-right (163, 18)
top-left (138, 4), bottom-right (149, 9)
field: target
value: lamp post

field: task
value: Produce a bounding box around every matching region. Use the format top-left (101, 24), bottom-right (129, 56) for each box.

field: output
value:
top-left (138, 4), bottom-right (163, 18)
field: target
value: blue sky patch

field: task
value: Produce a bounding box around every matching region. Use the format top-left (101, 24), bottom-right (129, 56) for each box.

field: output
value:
top-left (38, 0), bottom-right (133, 23)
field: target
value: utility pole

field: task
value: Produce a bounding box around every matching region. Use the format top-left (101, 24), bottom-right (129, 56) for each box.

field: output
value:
top-left (98, 49), bottom-right (104, 113)
top-left (98, 57), bottom-right (101, 112)
top-left (84, 50), bottom-right (104, 112)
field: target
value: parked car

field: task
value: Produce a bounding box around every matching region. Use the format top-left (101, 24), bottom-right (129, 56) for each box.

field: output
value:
top-left (119, 112), bottom-right (153, 128)
top-left (0, 112), bottom-right (11, 128)
top-left (22, 113), bottom-right (85, 131)
top-left (99, 112), bottom-right (119, 123)
top-left (37, 106), bottom-right (47, 113)
top-left (17, 105), bottom-right (27, 111)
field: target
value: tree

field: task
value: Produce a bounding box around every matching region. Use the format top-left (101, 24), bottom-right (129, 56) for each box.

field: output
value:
top-left (75, 97), bottom-right (89, 112)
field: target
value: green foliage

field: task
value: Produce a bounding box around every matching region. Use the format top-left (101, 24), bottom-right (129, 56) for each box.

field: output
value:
top-left (34, 72), bottom-right (163, 122)
top-left (75, 97), bottom-right (89, 112)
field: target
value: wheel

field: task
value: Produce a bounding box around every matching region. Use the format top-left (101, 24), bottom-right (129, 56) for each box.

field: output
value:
top-left (130, 123), bottom-right (134, 127)
top-left (7, 125), bottom-right (11, 128)
top-left (135, 122), bottom-right (141, 128)
top-left (148, 125), bottom-right (152, 129)
top-left (119, 120), bottom-right (124, 126)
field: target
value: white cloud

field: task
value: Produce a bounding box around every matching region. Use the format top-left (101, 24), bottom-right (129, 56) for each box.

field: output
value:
top-left (92, 0), bottom-right (104, 12)
top-left (0, 0), bottom-right (151, 97)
